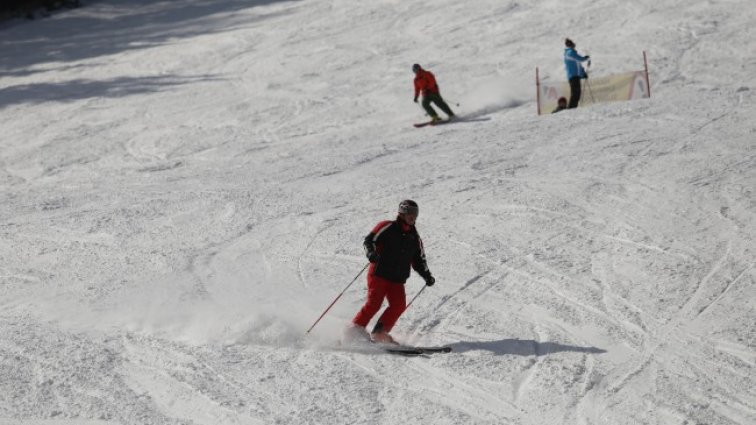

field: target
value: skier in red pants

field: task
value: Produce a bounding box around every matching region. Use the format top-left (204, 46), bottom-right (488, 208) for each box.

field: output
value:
top-left (344, 200), bottom-right (436, 345)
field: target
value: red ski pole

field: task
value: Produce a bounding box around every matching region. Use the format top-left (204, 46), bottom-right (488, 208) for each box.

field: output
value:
top-left (305, 263), bottom-right (369, 334)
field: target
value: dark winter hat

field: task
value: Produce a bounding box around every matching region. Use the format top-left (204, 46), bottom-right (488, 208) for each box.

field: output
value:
top-left (412, 63), bottom-right (421, 73)
top-left (398, 199), bottom-right (419, 216)
top-left (565, 38), bottom-right (575, 48)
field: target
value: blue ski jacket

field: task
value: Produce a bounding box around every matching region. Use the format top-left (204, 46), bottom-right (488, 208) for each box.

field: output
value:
top-left (564, 47), bottom-right (588, 80)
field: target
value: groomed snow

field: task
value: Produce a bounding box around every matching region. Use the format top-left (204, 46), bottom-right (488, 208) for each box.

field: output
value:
top-left (1, 0), bottom-right (754, 424)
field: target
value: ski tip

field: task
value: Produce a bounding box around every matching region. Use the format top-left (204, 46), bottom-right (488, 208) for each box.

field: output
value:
top-left (420, 346), bottom-right (452, 354)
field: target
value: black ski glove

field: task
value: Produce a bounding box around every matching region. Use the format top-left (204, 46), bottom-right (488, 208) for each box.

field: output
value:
top-left (413, 97), bottom-right (418, 103)
top-left (424, 274), bottom-right (435, 287)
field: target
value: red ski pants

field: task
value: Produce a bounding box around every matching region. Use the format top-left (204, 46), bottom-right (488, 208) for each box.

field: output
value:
top-left (352, 274), bottom-right (406, 333)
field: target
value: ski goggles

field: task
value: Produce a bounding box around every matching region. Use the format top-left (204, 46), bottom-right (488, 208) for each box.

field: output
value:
top-left (398, 204), bottom-right (419, 216)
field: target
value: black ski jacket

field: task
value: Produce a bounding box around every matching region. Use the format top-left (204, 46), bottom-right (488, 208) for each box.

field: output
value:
top-left (363, 219), bottom-right (431, 284)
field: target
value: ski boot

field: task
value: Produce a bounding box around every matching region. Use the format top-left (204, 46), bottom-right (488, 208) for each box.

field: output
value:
top-left (371, 331), bottom-right (399, 345)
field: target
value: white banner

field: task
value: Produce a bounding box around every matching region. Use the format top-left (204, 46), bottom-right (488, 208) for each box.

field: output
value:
top-left (538, 70), bottom-right (650, 115)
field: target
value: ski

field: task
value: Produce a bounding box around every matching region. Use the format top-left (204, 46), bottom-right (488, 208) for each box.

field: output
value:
top-left (411, 345), bottom-right (453, 354)
top-left (334, 341), bottom-right (424, 356)
top-left (382, 346), bottom-right (425, 356)
top-left (335, 340), bottom-right (451, 356)
top-left (413, 119), bottom-right (453, 128)
top-left (383, 344), bottom-right (453, 354)
top-left (413, 116), bottom-right (491, 128)
top-left (395, 345), bottom-right (452, 354)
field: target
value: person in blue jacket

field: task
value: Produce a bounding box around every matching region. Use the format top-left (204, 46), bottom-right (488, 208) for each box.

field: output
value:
top-left (564, 38), bottom-right (590, 108)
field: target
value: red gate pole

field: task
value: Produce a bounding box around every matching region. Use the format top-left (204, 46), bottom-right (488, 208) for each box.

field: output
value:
top-left (536, 67), bottom-right (542, 115)
top-left (643, 51), bottom-right (651, 98)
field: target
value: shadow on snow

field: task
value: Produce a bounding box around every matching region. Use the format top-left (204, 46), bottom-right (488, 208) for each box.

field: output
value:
top-left (0, 0), bottom-right (301, 77)
top-left (448, 338), bottom-right (607, 356)
top-left (0, 74), bottom-right (221, 108)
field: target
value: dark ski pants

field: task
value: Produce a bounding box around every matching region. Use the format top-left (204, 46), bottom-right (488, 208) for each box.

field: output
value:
top-left (422, 92), bottom-right (455, 118)
top-left (352, 274), bottom-right (406, 334)
top-left (568, 77), bottom-right (582, 108)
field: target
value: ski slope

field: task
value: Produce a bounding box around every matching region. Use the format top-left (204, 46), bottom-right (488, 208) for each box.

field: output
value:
top-left (1, 0), bottom-right (755, 424)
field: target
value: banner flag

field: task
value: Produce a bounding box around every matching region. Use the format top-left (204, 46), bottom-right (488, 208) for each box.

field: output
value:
top-left (537, 70), bottom-right (649, 114)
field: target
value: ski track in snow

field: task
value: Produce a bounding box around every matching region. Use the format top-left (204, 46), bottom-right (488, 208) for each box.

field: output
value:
top-left (2, 0), bottom-right (756, 424)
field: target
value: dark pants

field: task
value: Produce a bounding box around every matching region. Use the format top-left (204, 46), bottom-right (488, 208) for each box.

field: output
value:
top-left (568, 77), bottom-right (582, 109)
top-left (422, 92), bottom-right (454, 118)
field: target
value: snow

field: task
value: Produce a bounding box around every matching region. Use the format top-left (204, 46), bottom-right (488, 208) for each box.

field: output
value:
top-left (1, 0), bottom-right (755, 424)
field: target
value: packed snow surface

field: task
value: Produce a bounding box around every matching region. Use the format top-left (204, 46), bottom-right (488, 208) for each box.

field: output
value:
top-left (1, 0), bottom-right (755, 424)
